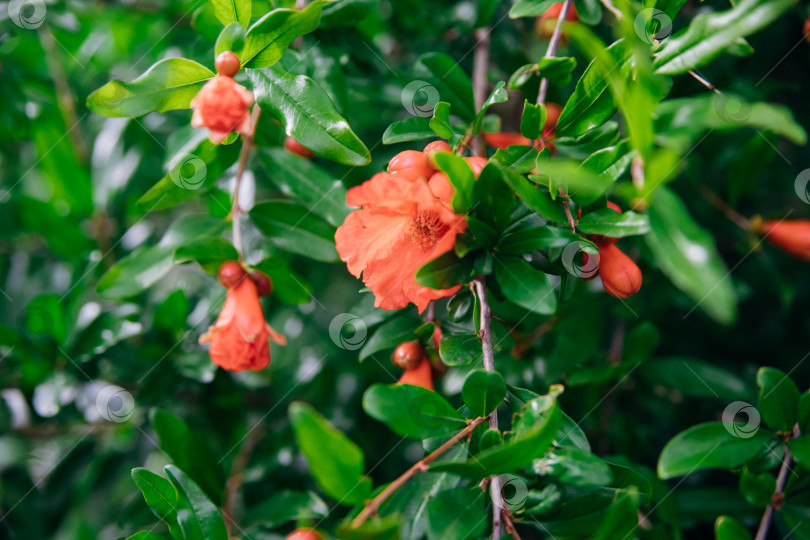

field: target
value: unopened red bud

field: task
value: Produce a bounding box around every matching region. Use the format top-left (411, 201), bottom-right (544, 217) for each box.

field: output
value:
top-left (397, 357), bottom-right (435, 391)
top-left (423, 140), bottom-right (452, 168)
top-left (217, 260), bottom-right (247, 289)
top-left (249, 270), bottom-right (273, 297)
top-left (484, 132), bottom-right (531, 150)
top-left (392, 341), bottom-right (425, 370)
top-left (284, 137), bottom-right (314, 159)
top-left (597, 243), bottom-right (642, 299)
top-left (215, 51), bottom-right (241, 78)
top-left (388, 150), bottom-right (435, 180)
top-left (286, 528), bottom-right (324, 540)
top-left (607, 201), bottom-right (622, 213)
top-left (757, 219), bottom-right (810, 262)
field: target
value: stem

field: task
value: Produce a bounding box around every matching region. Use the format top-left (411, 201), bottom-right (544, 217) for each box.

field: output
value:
top-left (754, 425), bottom-right (800, 540)
top-left (559, 190), bottom-right (577, 232)
top-left (472, 275), bottom-right (502, 539)
top-left (351, 415), bottom-right (490, 527)
top-left (600, 0), bottom-right (624, 20)
top-left (232, 107), bottom-right (261, 259)
top-left (536, 0), bottom-right (573, 105)
top-left (472, 26), bottom-right (491, 157)
top-left (223, 425), bottom-right (264, 534)
top-left (689, 70), bottom-right (721, 94)
top-left (501, 508), bottom-right (523, 540)
top-left (698, 185), bottom-right (753, 230)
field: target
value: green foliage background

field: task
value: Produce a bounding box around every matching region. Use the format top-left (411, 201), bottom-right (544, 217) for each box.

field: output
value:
top-left (1, 0), bottom-right (810, 539)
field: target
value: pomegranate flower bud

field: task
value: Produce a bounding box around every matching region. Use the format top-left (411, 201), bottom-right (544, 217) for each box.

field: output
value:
top-left (597, 243), bottom-right (642, 299)
top-left (286, 528), bottom-right (324, 540)
top-left (190, 75), bottom-right (254, 144)
top-left (284, 137), bottom-right (314, 159)
top-left (214, 51), bottom-right (241, 77)
top-left (757, 219), bottom-right (810, 262)
top-left (392, 341), bottom-right (425, 370)
top-left (217, 260), bottom-right (246, 289)
top-left (397, 357), bottom-right (434, 391)
top-left (423, 140), bottom-right (452, 168)
top-left (387, 150), bottom-right (436, 181)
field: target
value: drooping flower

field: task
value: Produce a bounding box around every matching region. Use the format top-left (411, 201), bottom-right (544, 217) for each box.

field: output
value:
top-left (190, 75), bottom-right (254, 144)
top-left (335, 171), bottom-right (467, 313)
top-left (199, 262), bottom-right (286, 371)
top-left (596, 243), bottom-right (643, 299)
top-left (397, 357), bottom-right (435, 391)
top-left (757, 219), bottom-right (810, 261)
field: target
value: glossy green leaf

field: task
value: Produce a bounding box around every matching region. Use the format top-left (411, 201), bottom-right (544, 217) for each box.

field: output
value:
top-left (472, 81), bottom-right (508, 134)
top-left (289, 402), bottom-right (372, 504)
top-left (644, 187), bottom-right (737, 325)
top-left (520, 100), bottom-right (546, 140)
top-left (209, 0), bottom-right (250, 27)
top-left (462, 370), bottom-right (506, 417)
top-left (493, 255), bottom-right (557, 315)
top-left (501, 173), bottom-right (568, 224)
top-left (653, 0), bottom-right (794, 75)
top-left (426, 489), bottom-right (487, 540)
top-left (639, 357), bottom-right (749, 399)
top-left (88, 58), bottom-right (214, 118)
top-left (164, 465), bottom-right (228, 540)
top-left (240, 2), bottom-right (324, 68)
top-left (576, 209), bottom-right (650, 238)
top-left (433, 151), bottom-right (475, 214)
top-left (320, 0), bottom-right (376, 28)
top-left (414, 53), bottom-right (476, 121)
top-left (509, 0), bottom-right (557, 18)
top-left (214, 22), bottom-right (246, 55)
top-left (757, 367), bottom-right (800, 433)
top-left (738, 468), bottom-right (775, 508)
top-left (657, 422), bottom-right (776, 479)
top-left (249, 200), bottom-right (339, 262)
top-left (439, 332), bottom-right (482, 367)
top-left (173, 237), bottom-right (238, 274)
top-left (131, 468), bottom-right (183, 540)
top-left (429, 102), bottom-right (463, 146)
top-left (151, 410), bottom-right (226, 505)
top-left (382, 117), bottom-right (435, 144)
top-left (248, 66), bottom-right (370, 166)
top-left (359, 316), bottom-right (422, 362)
top-left (497, 226), bottom-right (584, 255)
top-left (415, 252), bottom-right (475, 290)
top-left (362, 383), bottom-right (466, 439)
top-left (536, 158), bottom-right (615, 206)
top-left (714, 516), bottom-right (753, 540)
top-left (534, 446), bottom-right (613, 486)
top-left (258, 148), bottom-right (350, 227)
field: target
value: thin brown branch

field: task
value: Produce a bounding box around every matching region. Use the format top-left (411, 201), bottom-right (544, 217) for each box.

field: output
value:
top-left (351, 415), bottom-right (490, 527)
top-left (232, 107), bottom-right (261, 259)
top-left (536, 0), bottom-right (573, 105)
top-left (223, 424), bottom-right (265, 534)
top-left (689, 70), bottom-right (722, 94)
top-left (698, 185), bottom-right (753, 230)
top-left (501, 507), bottom-right (523, 540)
top-left (559, 189), bottom-right (577, 232)
top-left (472, 26), bottom-right (491, 157)
top-left (755, 425), bottom-right (800, 540)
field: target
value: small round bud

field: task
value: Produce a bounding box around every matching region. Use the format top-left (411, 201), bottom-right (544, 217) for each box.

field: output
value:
top-left (284, 137), bottom-right (314, 159)
top-left (286, 528), bottom-right (324, 540)
top-left (217, 260), bottom-right (247, 289)
top-left (215, 51), bottom-right (241, 77)
top-left (387, 150), bottom-right (435, 180)
top-left (250, 269), bottom-right (273, 297)
top-left (423, 140), bottom-right (452, 168)
top-left (392, 341), bottom-right (425, 370)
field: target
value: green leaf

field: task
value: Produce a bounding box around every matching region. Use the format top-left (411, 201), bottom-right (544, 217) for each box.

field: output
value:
top-left (252, 257), bottom-right (312, 304)
top-left (714, 516), bottom-right (753, 540)
top-left (738, 468), bottom-right (775, 508)
top-left (500, 173), bottom-right (568, 224)
top-left (164, 465), bottom-right (228, 540)
top-left (429, 102), bottom-right (463, 146)
top-left (240, 2), bottom-right (324, 68)
top-left (439, 332), bottom-right (482, 367)
top-left (249, 200), bottom-right (339, 262)
top-left (209, 0), bottom-right (250, 27)
top-left (415, 252), bottom-right (475, 290)
top-left (88, 58), bottom-right (214, 118)
top-left (556, 40), bottom-right (630, 137)
top-left (433, 151), bottom-right (475, 214)
top-left (242, 490), bottom-right (327, 528)
top-left (787, 435), bottom-right (810, 469)
top-left (288, 402), bottom-right (372, 504)
top-left (757, 367), bottom-right (800, 434)
top-left (536, 159), bottom-right (615, 206)
top-left (576, 209), bottom-right (650, 238)
top-left (644, 187), bottom-right (737, 325)
top-left (472, 81), bottom-right (508, 134)
top-left (574, 0), bottom-right (602, 25)
top-left (362, 383), bottom-right (466, 439)
top-left (534, 446), bottom-right (613, 486)
top-left (320, 0), bottom-right (376, 28)
top-left (655, 94), bottom-right (807, 146)
top-left (131, 468), bottom-right (183, 540)
top-left (359, 316), bottom-right (422, 362)
top-left (337, 515), bottom-right (402, 540)
top-left (382, 117), bottom-right (435, 144)
top-left (215, 22), bottom-right (246, 56)
top-left (657, 422), bottom-right (776, 479)
top-left (653, 0), bottom-right (795, 75)
top-left (414, 53), bottom-right (476, 121)
top-left (151, 410), bottom-right (227, 505)
top-left (426, 489), bottom-right (487, 540)
top-left (520, 101), bottom-right (546, 140)
top-left (497, 226), bottom-right (584, 255)
top-left (462, 370), bottom-right (506, 417)
top-left (258, 148), bottom-right (350, 227)
top-left (248, 66), bottom-right (370, 166)
top-left (137, 126), bottom-right (240, 211)
top-left (493, 255), bottom-right (557, 315)
top-left (639, 357), bottom-right (749, 399)
top-left (509, 0), bottom-right (557, 18)
top-left (473, 163), bottom-right (516, 233)
top-left (173, 237), bottom-right (238, 274)
top-left (446, 290), bottom-right (474, 322)
top-left (432, 389), bottom-right (563, 477)
top-left (125, 533), bottom-right (169, 540)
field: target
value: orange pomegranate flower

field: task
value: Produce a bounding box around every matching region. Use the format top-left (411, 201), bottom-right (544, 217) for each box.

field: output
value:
top-left (335, 172), bottom-right (467, 313)
top-left (397, 357), bottom-right (435, 391)
top-left (199, 272), bottom-right (286, 372)
top-left (190, 75), bottom-right (254, 144)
